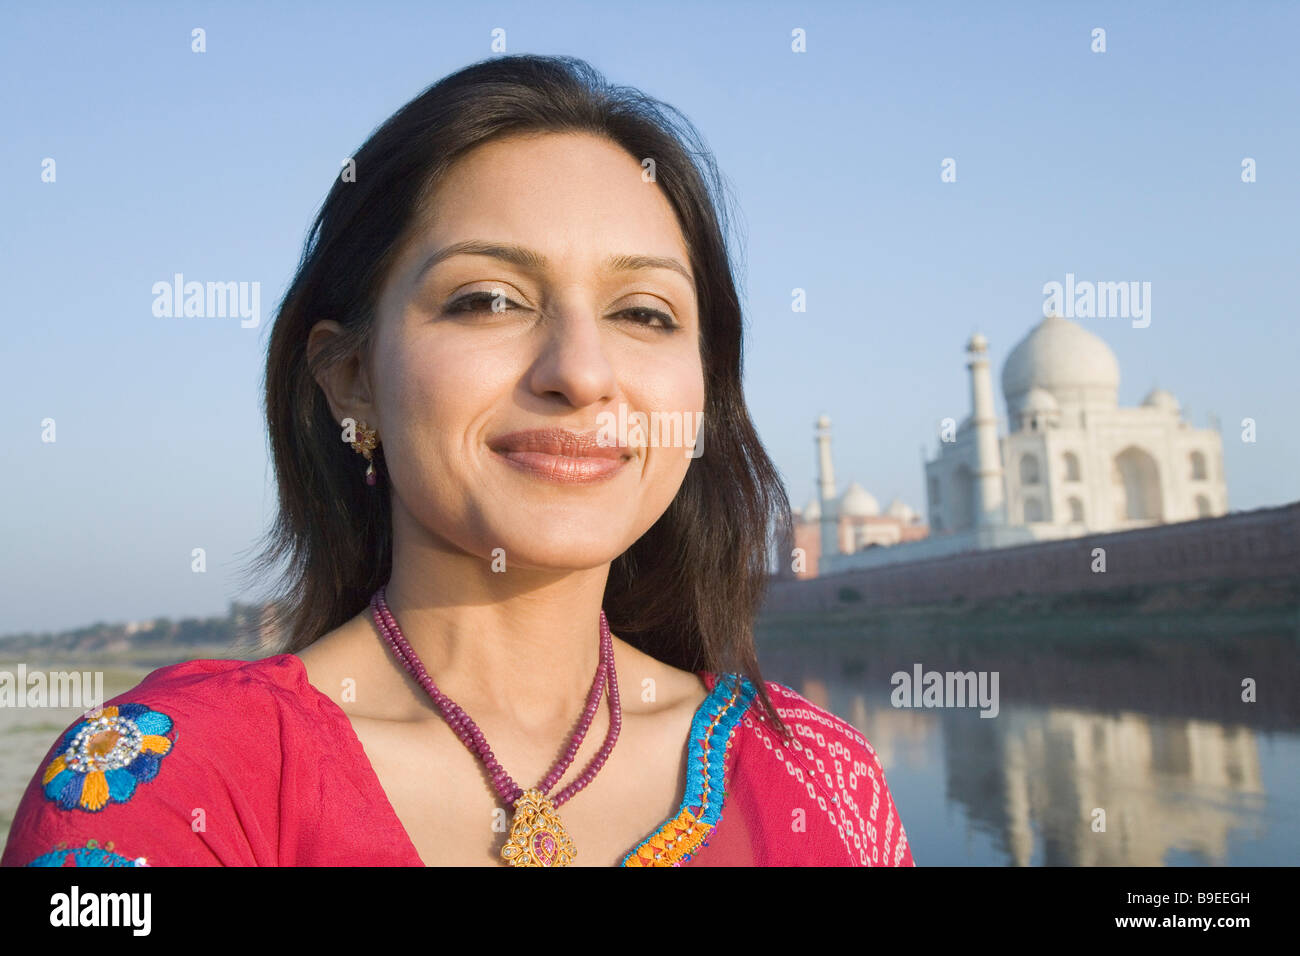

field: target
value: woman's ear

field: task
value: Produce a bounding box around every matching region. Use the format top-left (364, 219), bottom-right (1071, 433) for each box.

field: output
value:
top-left (307, 319), bottom-right (378, 429)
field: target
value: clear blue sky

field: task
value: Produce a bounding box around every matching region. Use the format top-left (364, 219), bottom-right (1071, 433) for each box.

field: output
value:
top-left (3, 1), bottom-right (1297, 634)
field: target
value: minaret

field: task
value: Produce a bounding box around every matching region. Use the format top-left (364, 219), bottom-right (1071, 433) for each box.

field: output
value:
top-left (966, 333), bottom-right (1006, 527)
top-left (814, 415), bottom-right (839, 559)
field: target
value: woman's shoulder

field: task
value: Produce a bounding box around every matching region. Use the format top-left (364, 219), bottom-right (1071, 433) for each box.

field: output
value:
top-left (757, 679), bottom-right (878, 753)
top-left (0, 653), bottom-right (329, 867)
top-left (63, 654), bottom-right (327, 750)
top-left (751, 677), bottom-right (895, 782)
top-left (127, 652), bottom-right (313, 701)
top-left (695, 671), bottom-right (913, 860)
top-left (46, 652), bottom-right (330, 784)
top-left (699, 671), bottom-right (880, 761)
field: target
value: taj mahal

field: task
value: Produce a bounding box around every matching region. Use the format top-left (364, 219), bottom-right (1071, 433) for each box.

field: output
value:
top-left (793, 313), bottom-right (1229, 577)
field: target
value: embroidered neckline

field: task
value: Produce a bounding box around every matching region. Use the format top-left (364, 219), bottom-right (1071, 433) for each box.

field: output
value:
top-left (283, 653), bottom-right (756, 867)
top-left (620, 672), bottom-right (757, 866)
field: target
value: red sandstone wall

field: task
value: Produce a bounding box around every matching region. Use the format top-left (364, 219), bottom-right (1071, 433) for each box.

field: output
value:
top-left (766, 503), bottom-right (1300, 612)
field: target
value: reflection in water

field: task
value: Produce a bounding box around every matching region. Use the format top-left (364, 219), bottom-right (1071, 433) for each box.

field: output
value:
top-left (769, 669), bottom-right (1290, 866)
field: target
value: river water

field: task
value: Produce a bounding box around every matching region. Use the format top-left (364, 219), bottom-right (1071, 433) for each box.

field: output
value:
top-left (756, 635), bottom-right (1299, 866)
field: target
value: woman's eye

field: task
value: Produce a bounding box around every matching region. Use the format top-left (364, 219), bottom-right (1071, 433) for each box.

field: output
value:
top-left (620, 307), bottom-right (679, 330)
top-left (447, 291), bottom-right (517, 314)
top-left (446, 293), bottom-right (677, 330)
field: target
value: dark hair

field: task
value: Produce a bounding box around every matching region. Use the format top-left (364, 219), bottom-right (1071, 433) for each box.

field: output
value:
top-left (245, 53), bottom-right (794, 740)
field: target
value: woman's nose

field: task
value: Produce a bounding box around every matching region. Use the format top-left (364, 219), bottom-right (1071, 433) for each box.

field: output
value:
top-left (525, 303), bottom-right (619, 409)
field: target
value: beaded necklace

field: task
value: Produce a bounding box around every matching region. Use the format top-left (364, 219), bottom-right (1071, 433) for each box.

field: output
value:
top-left (369, 586), bottom-right (621, 866)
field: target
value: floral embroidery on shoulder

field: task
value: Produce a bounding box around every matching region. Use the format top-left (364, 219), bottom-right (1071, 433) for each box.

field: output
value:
top-left (25, 838), bottom-right (148, 867)
top-left (41, 702), bottom-right (174, 812)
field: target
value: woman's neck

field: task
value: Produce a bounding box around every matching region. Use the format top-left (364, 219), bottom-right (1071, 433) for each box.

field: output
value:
top-left (382, 557), bottom-right (612, 728)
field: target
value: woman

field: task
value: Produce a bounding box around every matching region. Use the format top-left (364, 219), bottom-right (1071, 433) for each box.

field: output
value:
top-left (2, 54), bottom-right (913, 867)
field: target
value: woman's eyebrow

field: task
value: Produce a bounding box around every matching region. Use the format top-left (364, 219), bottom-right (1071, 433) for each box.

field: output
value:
top-left (413, 240), bottom-right (693, 286)
top-left (603, 253), bottom-right (694, 286)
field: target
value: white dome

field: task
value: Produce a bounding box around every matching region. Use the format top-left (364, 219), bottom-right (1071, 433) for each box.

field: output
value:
top-left (840, 481), bottom-right (880, 517)
top-left (801, 495), bottom-right (822, 522)
top-left (1142, 388), bottom-right (1180, 413)
top-left (887, 497), bottom-right (916, 522)
top-left (1002, 314), bottom-right (1120, 410)
top-left (1021, 387), bottom-right (1060, 414)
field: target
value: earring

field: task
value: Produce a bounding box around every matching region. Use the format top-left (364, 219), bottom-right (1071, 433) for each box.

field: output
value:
top-left (350, 421), bottom-right (380, 486)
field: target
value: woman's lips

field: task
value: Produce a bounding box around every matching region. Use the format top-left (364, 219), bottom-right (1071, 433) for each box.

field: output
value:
top-left (493, 449), bottom-right (629, 483)
top-left (488, 428), bottom-right (633, 484)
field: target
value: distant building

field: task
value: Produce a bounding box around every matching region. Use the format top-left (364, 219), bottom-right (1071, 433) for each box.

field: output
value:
top-left (788, 416), bottom-right (929, 579)
top-left (927, 314), bottom-right (1228, 537)
top-left (792, 313), bottom-right (1229, 577)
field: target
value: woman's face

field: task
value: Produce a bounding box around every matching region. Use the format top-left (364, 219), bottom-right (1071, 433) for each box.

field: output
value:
top-left (368, 131), bottom-right (705, 570)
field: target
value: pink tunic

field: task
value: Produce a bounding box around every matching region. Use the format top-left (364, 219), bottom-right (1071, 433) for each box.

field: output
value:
top-left (1, 654), bottom-right (914, 867)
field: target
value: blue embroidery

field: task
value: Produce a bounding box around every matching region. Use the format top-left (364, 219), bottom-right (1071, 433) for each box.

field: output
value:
top-left (41, 703), bottom-right (174, 812)
top-left (692, 673), bottom-right (754, 826)
top-left (620, 672), bottom-right (756, 865)
top-left (26, 839), bottom-right (147, 867)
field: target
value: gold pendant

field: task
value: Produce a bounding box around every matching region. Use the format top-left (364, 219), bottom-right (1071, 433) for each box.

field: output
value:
top-left (500, 788), bottom-right (577, 867)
